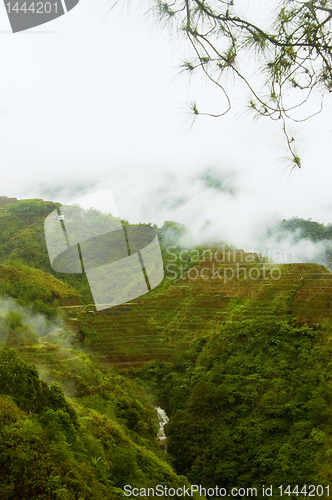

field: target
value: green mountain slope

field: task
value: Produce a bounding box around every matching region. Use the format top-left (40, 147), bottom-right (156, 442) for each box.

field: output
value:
top-left (3, 197), bottom-right (332, 497)
top-left (0, 262), bottom-right (80, 304)
top-left (129, 317), bottom-right (332, 498)
top-left (74, 251), bottom-right (332, 365)
top-left (0, 199), bottom-right (93, 302)
top-left (0, 347), bottom-right (194, 500)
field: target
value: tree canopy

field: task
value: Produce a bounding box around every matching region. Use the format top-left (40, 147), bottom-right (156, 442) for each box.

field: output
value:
top-left (118, 0), bottom-right (332, 168)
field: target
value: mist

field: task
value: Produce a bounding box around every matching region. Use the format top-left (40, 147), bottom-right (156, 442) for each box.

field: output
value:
top-left (0, 0), bottom-right (331, 271)
top-left (0, 297), bottom-right (63, 340)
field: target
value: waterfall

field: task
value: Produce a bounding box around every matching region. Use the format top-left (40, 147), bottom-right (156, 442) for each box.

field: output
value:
top-left (155, 406), bottom-right (169, 452)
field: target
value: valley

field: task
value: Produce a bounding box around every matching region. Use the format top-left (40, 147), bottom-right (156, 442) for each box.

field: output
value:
top-left (1, 198), bottom-right (332, 499)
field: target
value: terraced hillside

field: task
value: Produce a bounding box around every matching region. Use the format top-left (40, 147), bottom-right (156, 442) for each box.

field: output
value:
top-left (69, 250), bottom-right (332, 364)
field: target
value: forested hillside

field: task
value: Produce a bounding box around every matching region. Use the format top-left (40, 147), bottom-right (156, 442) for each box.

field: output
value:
top-left (270, 217), bottom-right (332, 243)
top-left (1, 198), bottom-right (332, 499)
top-left (131, 319), bottom-right (332, 494)
top-left (0, 348), bottom-right (192, 500)
top-left (266, 217), bottom-right (332, 270)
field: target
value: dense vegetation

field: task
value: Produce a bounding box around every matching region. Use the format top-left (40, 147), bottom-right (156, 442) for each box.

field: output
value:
top-left (276, 218), bottom-right (332, 243)
top-left (0, 199), bottom-right (203, 304)
top-left (130, 318), bottom-right (332, 498)
top-left (266, 217), bottom-right (332, 269)
top-left (2, 198), bottom-right (332, 498)
top-left (0, 348), bottom-right (192, 500)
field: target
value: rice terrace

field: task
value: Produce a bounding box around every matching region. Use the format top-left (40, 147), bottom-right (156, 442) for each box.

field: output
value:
top-left (1, 196), bottom-right (332, 499)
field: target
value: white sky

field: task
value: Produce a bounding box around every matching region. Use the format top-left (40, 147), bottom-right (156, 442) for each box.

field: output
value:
top-left (0, 0), bottom-right (332, 257)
